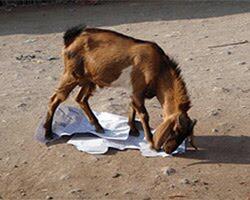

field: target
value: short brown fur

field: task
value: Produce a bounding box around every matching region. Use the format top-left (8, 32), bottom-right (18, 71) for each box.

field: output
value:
top-left (44, 26), bottom-right (197, 153)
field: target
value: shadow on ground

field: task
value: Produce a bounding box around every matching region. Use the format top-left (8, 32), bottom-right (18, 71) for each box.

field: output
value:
top-left (0, 1), bottom-right (250, 36)
top-left (178, 135), bottom-right (250, 165)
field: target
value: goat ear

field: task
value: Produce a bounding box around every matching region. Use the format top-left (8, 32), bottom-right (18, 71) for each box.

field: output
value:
top-left (153, 117), bottom-right (176, 150)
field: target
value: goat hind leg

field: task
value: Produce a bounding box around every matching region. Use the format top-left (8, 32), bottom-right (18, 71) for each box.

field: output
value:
top-left (44, 74), bottom-right (78, 139)
top-left (76, 83), bottom-right (104, 133)
top-left (128, 103), bottom-right (140, 136)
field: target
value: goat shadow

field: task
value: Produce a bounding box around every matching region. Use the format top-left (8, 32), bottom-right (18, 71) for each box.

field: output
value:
top-left (178, 134), bottom-right (250, 165)
top-left (45, 121), bottom-right (250, 164)
top-left (1, 1), bottom-right (250, 35)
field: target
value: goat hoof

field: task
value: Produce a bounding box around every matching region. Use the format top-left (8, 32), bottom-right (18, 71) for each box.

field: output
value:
top-left (45, 131), bottom-right (53, 140)
top-left (149, 142), bottom-right (155, 150)
top-left (129, 128), bottom-right (140, 137)
top-left (95, 126), bottom-right (105, 133)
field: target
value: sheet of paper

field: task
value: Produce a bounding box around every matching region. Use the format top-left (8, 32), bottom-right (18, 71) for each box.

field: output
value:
top-left (35, 105), bottom-right (186, 157)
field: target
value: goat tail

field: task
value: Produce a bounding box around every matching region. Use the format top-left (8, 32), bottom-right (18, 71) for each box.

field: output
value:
top-left (63, 24), bottom-right (86, 47)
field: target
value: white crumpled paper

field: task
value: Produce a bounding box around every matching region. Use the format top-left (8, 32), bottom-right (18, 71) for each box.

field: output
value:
top-left (35, 105), bottom-right (186, 157)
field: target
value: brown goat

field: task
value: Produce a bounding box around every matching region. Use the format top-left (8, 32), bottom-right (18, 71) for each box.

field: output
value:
top-left (44, 25), bottom-right (197, 154)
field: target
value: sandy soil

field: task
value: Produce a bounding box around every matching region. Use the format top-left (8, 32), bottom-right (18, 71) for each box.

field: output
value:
top-left (0, 1), bottom-right (250, 199)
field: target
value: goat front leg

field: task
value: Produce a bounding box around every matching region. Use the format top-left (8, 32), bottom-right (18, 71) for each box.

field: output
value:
top-left (44, 73), bottom-right (78, 139)
top-left (131, 95), bottom-right (154, 148)
top-left (75, 84), bottom-right (104, 133)
top-left (128, 103), bottom-right (140, 136)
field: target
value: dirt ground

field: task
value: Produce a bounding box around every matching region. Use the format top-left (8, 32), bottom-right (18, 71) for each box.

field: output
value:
top-left (0, 1), bottom-right (250, 199)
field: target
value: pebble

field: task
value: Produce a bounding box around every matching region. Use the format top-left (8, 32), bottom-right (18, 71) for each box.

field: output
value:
top-left (21, 96), bottom-right (31, 101)
top-left (60, 154), bottom-right (65, 158)
top-left (24, 39), bottom-right (37, 44)
top-left (212, 87), bottom-right (230, 93)
top-left (161, 166), bottom-right (176, 176)
top-left (60, 174), bottom-right (70, 180)
top-left (47, 56), bottom-right (59, 61)
top-left (210, 110), bottom-right (219, 116)
top-left (23, 161), bottom-right (28, 165)
top-left (46, 195), bottom-right (53, 200)
top-left (203, 181), bottom-right (209, 185)
top-left (16, 103), bottom-right (27, 108)
top-left (180, 178), bottom-right (190, 185)
top-left (185, 57), bottom-right (193, 61)
top-left (21, 191), bottom-right (26, 196)
top-left (37, 69), bottom-right (46, 74)
top-left (212, 128), bottom-right (219, 133)
top-left (88, 156), bottom-right (99, 162)
top-left (16, 54), bottom-right (36, 62)
top-left (238, 61), bottom-right (246, 65)
top-left (69, 188), bottom-right (82, 194)
top-left (112, 172), bottom-right (121, 178)
top-left (47, 76), bottom-right (57, 81)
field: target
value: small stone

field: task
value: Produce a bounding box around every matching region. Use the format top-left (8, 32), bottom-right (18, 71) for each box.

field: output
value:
top-left (47, 76), bottom-right (57, 81)
top-left (21, 191), bottom-right (26, 196)
top-left (24, 39), bottom-right (37, 44)
top-left (14, 165), bottom-right (18, 168)
top-left (36, 60), bottom-right (43, 64)
top-left (222, 87), bottom-right (230, 93)
top-left (180, 178), bottom-right (190, 185)
top-left (112, 173), bottom-right (121, 178)
top-left (60, 154), bottom-right (65, 158)
top-left (210, 110), bottom-right (220, 116)
top-left (60, 174), bottom-right (70, 180)
top-left (69, 188), bottom-right (82, 194)
top-left (185, 57), bottom-right (193, 61)
top-left (46, 195), bottom-right (53, 200)
top-left (89, 156), bottom-right (99, 162)
top-left (238, 61), bottom-right (246, 65)
top-left (16, 103), bottom-right (27, 108)
top-left (203, 181), bottom-right (209, 185)
top-left (37, 69), bottom-right (46, 74)
top-left (105, 192), bottom-right (109, 196)
top-left (212, 87), bottom-right (230, 93)
top-left (47, 56), bottom-right (59, 61)
top-left (227, 51), bottom-right (232, 55)
top-left (161, 167), bottom-right (176, 176)
top-left (212, 128), bottom-right (219, 133)
top-left (169, 184), bottom-right (175, 189)
top-left (193, 179), bottom-right (200, 183)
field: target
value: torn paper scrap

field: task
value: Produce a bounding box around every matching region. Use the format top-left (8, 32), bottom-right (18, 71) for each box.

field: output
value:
top-left (35, 105), bottom-right (186, 157)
